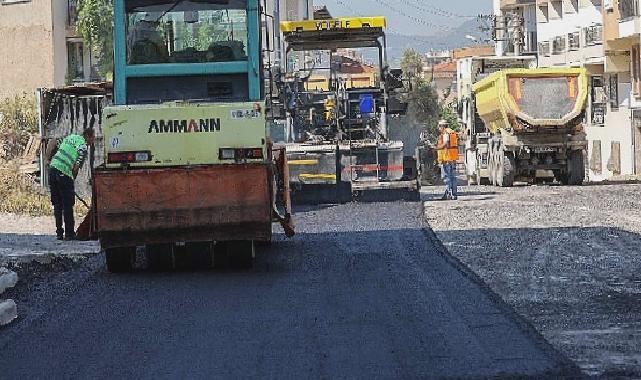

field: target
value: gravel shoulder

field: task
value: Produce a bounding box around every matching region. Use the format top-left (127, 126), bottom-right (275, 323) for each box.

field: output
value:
top-left (423, 183), bottom-right (641, 378)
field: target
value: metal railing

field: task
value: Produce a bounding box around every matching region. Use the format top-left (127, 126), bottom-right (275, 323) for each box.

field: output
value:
top-left (619, 0), bottom-right (640, 20)
top-left (568, 32), bottom-right (580, 50)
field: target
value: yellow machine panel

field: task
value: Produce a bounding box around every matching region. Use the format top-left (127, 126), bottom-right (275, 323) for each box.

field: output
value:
top-left (102, 102), bottom-right (266, 168)
top-left (472, 68), bottom-right (588, 134)
top-left (281, 17), bottom-right (386, 33)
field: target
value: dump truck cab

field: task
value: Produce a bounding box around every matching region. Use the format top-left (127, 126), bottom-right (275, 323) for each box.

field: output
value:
top-left (93, 0), bottom-right (293, 272)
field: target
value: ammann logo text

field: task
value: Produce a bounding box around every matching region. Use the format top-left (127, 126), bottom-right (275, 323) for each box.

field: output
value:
top-left (148, 118), bottom-right (221, 134)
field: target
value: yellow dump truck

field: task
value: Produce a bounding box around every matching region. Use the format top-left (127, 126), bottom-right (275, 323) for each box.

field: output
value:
top-left (471, 67), bottom-right (589, 186)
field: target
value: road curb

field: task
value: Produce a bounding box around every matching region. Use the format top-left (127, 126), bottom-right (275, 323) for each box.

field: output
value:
top-left (0, 299), bottom-right (17, 326)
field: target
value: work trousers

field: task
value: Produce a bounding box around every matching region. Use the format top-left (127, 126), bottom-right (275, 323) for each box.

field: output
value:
top-left (49, 167), bottom-right (75, 238)
top-left (442, 162), bottom-right (458, 198)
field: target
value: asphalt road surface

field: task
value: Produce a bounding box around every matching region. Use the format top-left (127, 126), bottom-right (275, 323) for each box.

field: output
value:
top-left (0, 202), bottom-right (579, 379)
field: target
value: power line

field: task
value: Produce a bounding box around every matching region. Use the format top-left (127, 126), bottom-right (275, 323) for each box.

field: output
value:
top-left (371, 0), bottom-right (454, 31)
top-left (404, 0), bottom-right (478, 19)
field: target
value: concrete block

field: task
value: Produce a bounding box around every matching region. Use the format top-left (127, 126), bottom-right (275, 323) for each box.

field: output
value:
top-left (0, 299), bottom-right (17, 326)
top-left (0, 268), bottom-right (18, 294)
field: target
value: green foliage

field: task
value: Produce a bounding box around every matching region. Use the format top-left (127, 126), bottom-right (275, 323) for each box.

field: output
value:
top-left (0, 94), bottom-right (38, 160)
top-left (76, 0), bottom-right (113, 79)
top-left (439, 104), bottom-right (459, 132)
top-left (406, 78), bottom-right (440, 142)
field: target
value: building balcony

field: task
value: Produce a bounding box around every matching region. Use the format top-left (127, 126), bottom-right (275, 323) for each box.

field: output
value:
top-left (500, 0), bottom-right (535, 10)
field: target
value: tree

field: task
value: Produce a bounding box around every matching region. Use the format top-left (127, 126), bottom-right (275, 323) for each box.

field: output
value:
top-left (400, 48), bottom-right (423, 79)
top-left (439, 103), bottom-right (459, 132)
top-left (406, 78), bottom-right (440, 142)
top-left (77, 0), bottom-right (114, 80)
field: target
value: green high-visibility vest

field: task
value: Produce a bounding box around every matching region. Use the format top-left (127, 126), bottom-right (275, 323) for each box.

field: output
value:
top-left (50, 134), bottom-right (86, 178)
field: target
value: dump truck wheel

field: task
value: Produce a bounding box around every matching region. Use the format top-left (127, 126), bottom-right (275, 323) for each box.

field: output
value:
top-left (497, 151), bottom-right (515, 187)
top-left (566, 150), bottom-right (585, 186)
top-left (105, 247), bottom-right (136, 273)
top-left (488, 144), bottom-right (495, 185)
top-left (146, 244), bottom-right (174, 271)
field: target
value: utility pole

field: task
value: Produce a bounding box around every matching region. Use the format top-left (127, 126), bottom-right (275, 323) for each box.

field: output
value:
top-left (479, 13), bottom-right (525, 56)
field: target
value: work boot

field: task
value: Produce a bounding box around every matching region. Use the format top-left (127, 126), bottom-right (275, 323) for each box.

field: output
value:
top-left (64, 232), bottom-right (77, 241)
top-left (56, 234), bottom-right (64, 241)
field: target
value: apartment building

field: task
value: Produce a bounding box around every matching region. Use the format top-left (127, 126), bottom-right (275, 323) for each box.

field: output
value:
top-left (0, 0), bottom-right (94, 100)
top-left (535, 0), bottom-right (609, 178)
top-left (494, 0), bottom-right (539, 56)
top-left (599, 0), bottom-right (641, 178)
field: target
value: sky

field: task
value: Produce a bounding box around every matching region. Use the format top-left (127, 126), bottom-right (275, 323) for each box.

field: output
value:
top-left (317, 0), bottom-right (493, 37)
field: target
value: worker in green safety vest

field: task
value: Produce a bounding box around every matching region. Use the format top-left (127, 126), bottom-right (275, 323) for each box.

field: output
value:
top-left (44, 129), bottom-right (95, 240)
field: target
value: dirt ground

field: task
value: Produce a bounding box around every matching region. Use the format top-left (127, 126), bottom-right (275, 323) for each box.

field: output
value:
top-left (423, 183), bottom-right (641, 378)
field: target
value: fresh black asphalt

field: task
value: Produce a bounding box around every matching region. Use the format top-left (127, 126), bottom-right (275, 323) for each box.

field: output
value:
top-left (0, 202), bottom-right (579, 379)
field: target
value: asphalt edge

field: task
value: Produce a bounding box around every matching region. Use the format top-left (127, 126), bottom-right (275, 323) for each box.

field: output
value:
top-left (419, 200), bottom-right (586, 380)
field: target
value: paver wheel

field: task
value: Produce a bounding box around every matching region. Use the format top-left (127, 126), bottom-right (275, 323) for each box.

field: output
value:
top-left (105, 246), bottom-right (136, 273)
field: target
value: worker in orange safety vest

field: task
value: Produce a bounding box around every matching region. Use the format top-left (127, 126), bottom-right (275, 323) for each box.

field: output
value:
top-left (435, 119), bottom-right (459, 200)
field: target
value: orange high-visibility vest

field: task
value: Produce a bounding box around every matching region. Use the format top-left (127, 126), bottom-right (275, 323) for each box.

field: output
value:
top-left (438, 128), bottom-right (459, 163)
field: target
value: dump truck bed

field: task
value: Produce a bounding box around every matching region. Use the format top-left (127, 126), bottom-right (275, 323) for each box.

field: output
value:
top-left (473, 68), bottom-right (588, 134)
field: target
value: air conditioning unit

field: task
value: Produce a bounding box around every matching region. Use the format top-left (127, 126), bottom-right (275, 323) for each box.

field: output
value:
top-left (593, 25), bottom-right (603, 44)
top-left (553, 36), bottom-right (566, 54)
top-left (568, 32), bottom-right (580, 50)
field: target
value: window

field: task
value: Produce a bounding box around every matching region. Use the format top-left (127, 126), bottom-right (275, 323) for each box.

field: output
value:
top-left (568, 31), bottom-right (580, 50)
top-left (550, 1), bottom-right (563, 19)
top-left (552, 36), bottom-right (566, 55)
top-left (591, 76), bottom-right (607, 126)
top-left (538, 4), bottom-right (549, 22)
top-left (618, 0), bottom-right (640, 20)
top-left (632, 45), bottom-right (641, 97)
top-left (126, 0), bottom-right (248, 65)
top-left (525, 31), bottom-right (538, 53)
top-left (66, 41), bottom-right (85, 83)
top-left (609, 74), bottom-right (619, 110)
top-left (539, 41), bottom-right (550, 56)
top-left (68, 0), bottom-right (78, 26)
top-left (584, 24), bottom-right (603, 46)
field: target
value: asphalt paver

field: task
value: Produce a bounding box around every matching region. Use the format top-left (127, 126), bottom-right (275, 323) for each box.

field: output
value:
top-left (0, 202), bottom-right (578, 379)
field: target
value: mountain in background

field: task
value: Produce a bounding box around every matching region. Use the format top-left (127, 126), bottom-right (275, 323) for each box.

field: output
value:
top-left (384, 19), bottom-right (488, 66)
